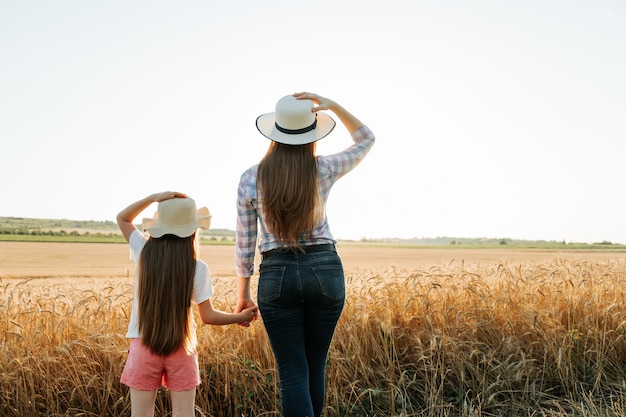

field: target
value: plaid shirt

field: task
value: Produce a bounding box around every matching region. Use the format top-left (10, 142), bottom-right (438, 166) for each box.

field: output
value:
top-left (235, 125), bottom-right (375, 278)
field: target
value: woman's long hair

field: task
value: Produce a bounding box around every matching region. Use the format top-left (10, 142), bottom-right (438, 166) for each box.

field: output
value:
top-left (137, 233), bottom-right (197, 356)
top-left (257, 141), bottom-right (321, 249)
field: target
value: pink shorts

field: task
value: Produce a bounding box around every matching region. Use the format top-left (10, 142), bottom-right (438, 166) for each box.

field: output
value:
top-left (120, 338), bottom-right (200, 391)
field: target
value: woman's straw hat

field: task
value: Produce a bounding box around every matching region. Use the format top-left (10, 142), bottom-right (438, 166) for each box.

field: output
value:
top-left (142, 197), bottom-right (211, 238)
top-left (256, 95), bottom-right (336, 145)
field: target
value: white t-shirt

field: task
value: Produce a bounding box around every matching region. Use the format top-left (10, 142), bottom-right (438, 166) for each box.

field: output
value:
top-left (125, 230), bottom-right (214, 339)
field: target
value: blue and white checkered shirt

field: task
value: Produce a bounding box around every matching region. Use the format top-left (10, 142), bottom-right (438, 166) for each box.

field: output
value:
top-left (235, 125), bottom-right (375, 278)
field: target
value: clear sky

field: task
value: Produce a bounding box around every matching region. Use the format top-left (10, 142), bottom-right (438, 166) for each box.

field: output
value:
top-left (1, 1), bottom-right (625, 243)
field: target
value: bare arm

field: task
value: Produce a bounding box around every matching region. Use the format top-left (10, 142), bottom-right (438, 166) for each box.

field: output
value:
top-left (293, 92), bottom-right (365, 134)
top-left (198, 297), bottom-right (258, 326)
top-left (116, 191), bottom-right (187, 242)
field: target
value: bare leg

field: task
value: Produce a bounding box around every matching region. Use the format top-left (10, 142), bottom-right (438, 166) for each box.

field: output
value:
top-left (129, 388), bottom-right (157, 417)
top-left (170, 388), bottom-right (197, 417)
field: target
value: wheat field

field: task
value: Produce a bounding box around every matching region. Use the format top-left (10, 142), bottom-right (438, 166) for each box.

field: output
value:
top-left (2, 242), bottom-right (626, 416)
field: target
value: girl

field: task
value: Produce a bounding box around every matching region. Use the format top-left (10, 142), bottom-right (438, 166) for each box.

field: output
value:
top-left (117, 192), bottom-right (257, 417)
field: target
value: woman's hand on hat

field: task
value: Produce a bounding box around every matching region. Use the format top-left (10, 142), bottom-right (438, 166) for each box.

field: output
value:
top-left (293, 92), bottom-right (335, 113)
top-left (151, 191), bottom-right (188, 203)
top-left (295, 91), bottom-right (364, 133)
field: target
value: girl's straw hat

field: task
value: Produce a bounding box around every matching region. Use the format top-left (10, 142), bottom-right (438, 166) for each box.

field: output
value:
top-left (142, 197), bottom-right (211, 238)
top-left (256, 95), bottom-right (336, 145)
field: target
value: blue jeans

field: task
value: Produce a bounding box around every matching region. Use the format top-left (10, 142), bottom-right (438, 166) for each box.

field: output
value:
top-left (258, 249), bottom-right (345, 417)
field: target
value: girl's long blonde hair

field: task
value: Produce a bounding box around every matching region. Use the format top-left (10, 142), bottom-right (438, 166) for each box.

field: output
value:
top-left (137, 233), bottom-right (197, 356)
top-left (257, 141), bottom-right (321, 249)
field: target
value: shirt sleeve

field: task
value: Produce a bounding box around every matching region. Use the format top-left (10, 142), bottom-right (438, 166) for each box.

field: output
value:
top-left (318, 125), bottom-right (375, 181)
top-left (235, 167), bottom-right (258, 278)
top-left (129, 229), bottom-right (147, 263)
top-left (193, 261), bottom-right (214, 304)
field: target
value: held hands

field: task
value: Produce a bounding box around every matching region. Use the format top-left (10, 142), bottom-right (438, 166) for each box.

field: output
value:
top-left (238, 305), bottom-right (259, 328)
top-left (236, 297), bottom-right (259, 327)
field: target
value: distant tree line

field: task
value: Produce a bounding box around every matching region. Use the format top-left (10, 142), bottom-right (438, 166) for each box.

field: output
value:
top-left (0, 227), bottom-right (235, 244)
top-left (359, 235), bottom-right (624, 248)
top-left (0, 217), bottom-right (119, 230)
top-left (0, 216), bottom-right (236, 240)
top-left (0, 228), bottom-right (120, 237)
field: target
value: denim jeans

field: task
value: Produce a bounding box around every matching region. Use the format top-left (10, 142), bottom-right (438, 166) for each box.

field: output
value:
top-left (258, 249), bottom-right (345, 417)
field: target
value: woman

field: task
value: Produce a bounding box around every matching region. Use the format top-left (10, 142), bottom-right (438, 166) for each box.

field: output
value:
top-left (234, 92), bottom-right (375, 417)
top-left (117, 192), bottom-right (257, 417)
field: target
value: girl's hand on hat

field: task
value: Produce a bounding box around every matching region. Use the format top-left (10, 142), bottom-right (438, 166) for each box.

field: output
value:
top-left (151, 191), bottom-right (188, 203)
top-left (118, 192), bottom-right (187, 242)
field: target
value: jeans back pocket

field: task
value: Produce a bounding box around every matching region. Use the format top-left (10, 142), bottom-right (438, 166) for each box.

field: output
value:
top-left (258, 265), bottom-right (286, 303)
